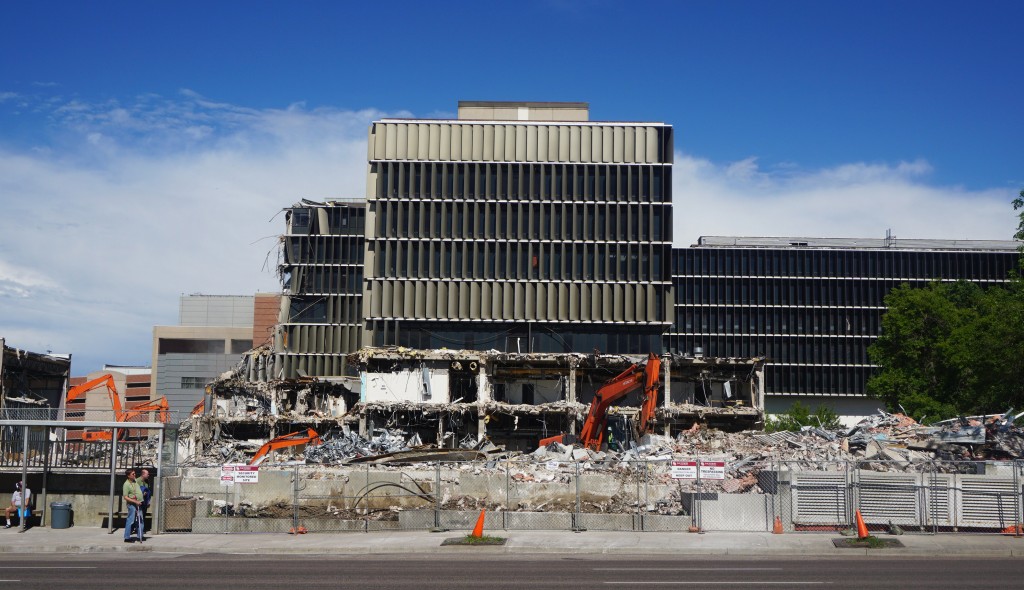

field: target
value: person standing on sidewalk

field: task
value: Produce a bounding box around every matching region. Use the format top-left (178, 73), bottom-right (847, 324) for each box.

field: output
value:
top-left (122, 469), bottom-right (144, 543)
top-left (132, 469), bottom-right (152, 539)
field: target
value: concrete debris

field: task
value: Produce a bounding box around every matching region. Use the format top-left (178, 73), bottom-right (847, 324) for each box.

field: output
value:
top-left (303, 429), bottom-right (411, 464)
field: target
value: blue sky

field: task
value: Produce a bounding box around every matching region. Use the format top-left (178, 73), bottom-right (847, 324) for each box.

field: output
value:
top-left (1, 1), bottom-right (1022, 374)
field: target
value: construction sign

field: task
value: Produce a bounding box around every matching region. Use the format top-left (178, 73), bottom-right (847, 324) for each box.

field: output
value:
top-left (670, 460), bottom-right (726, 480)
top-left (220, 463), bottom-right (259, 485)
top-left (698, 460), bottom-right (726, 480)
top-left (670, 460), bottom-right (698, 479)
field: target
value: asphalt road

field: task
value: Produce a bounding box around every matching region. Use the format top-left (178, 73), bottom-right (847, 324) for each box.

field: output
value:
top-left (0, 555), bottom-right (1020, 589)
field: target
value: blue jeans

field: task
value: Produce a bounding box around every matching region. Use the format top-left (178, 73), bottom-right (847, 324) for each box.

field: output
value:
top-left (124, 504), bottom-right (143, 540)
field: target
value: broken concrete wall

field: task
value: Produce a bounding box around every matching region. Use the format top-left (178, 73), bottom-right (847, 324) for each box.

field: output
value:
top-left (363, 363), bottom-right (451, 404)
top-left (0, 338), bottom-right (71, 420)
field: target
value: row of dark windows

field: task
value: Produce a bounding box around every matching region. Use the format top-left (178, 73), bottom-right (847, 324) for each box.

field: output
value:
top-left (374, 240), bottom-right (669, 282)
top-left (158, 339), bottom-right (252, 355)
top-left (765, 365), bottom-right (874, 396)
top-left (284, 267), bottom-right (363, 294)
top-left (667, 335), bottom-right (875, 395)
top-left (672, 306), bottom-right (882, 338)
top-left (285, 236), bottom-right (364, 265)
top-left (287, 206), bottom-right (365, 236)
top-left (374, 162), bottom-right (672, 203)
top-left (286, 295), bottom-right (363, 325)
top-left (671, 276), bottom-right (987, 307)
top-left (667, 333), bottom-right (875, 366)
top-left (375, 200), bottom-right (670, 243)
top-left (371, 321), bottom-right (664, 355)
top-left (674, 248), bottom-right (1019, 281)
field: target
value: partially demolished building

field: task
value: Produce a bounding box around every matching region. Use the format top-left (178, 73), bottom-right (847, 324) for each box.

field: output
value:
top-left (192, 347), bottom-right (764, 461)
top-left (0, 338), bottom-right (71, 418)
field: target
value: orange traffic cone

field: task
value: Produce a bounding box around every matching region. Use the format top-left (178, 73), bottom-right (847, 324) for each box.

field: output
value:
top-left (855, 510), bottom-right (869, 539)
top-left (297, 525), bottom-right (308, 534)
top-left (1001, 523), bottom-right (1023, 536)
top-left (471, 509), bottom-right (486, 538)
top-left (288, 527), bottom-right (296, 535)
top-left (772, 516), bottom-right (784, 534)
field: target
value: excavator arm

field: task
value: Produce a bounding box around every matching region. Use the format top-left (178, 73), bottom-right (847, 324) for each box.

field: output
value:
top-left (65, 374), bottom-right (120, 409)
top-left (539, 353), bottom-right (662, 451)
top-left (68, 374), bottom-right (169, 441)
top-left (249, 428), bottom-right (323, 465)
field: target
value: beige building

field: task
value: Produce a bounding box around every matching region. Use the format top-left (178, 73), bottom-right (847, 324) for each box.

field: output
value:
top-left (362, 101), bottom-right (674, 354)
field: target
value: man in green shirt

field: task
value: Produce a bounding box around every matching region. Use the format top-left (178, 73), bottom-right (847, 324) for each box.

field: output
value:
top-left (122, 469), bottom-right (144, 543)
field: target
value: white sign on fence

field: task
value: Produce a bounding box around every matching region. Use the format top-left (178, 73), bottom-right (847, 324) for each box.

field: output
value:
top-left (699, 460), bottom-right (726, 480)
top-left (670, 460), bottom-right (698, 479)
top-left (220, 463), bottom-right (259, 485)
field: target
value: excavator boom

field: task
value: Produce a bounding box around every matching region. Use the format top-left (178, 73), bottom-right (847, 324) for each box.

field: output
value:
top-left (540, 353), bottom-right (661, 451)
top-left (66, 374), bottom-right (169, 441)
top-left (250, 428), bottom-right (323, 465)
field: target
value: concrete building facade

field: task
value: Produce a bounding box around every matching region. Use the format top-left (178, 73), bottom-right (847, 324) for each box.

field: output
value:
top-left (362, 101), bottom-right (675, 355)
top-left (270, 200), bottom-right (366, 379)
top-left (152, 295), bottom-right (259, 417)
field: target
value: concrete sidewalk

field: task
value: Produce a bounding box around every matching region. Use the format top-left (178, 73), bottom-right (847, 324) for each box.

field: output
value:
top-left (2, 527), bottom-right (1024, 557)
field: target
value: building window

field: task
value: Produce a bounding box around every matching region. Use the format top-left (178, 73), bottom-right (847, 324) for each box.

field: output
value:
top-left (180, 377), bottom-right (206, 389)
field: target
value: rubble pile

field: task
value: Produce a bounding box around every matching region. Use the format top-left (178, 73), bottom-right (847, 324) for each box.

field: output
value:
top-left (178, 409), bottom-right (1024, 489)
top-left (304, 430), bottom-right (419, 463)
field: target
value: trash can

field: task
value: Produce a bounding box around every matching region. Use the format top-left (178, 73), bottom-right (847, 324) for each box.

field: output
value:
top-left (50, 502), bottom-right (72, 529)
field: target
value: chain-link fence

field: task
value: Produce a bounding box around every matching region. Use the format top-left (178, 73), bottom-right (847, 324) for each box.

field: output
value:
top-left (159, 458), bottom-right (1024, 535)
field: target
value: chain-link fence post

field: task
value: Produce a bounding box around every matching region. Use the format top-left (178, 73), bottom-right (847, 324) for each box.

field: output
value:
top-left (642, 460), bottom-right (650, 532)
top-left (505, 459), bottom-right (510, 530)
top-left (929, 460), bottom-right (938, 535)
top-left (845, 458), bottom-right (852, 528)
top-left (292, 464), bottom-right (300, 533)
top-left (634, 460), bottom-right (641, 531)
top-left (223, 480), bottom-right (229, 534)
top-left (364, 462), bottom-right (370, 533)
top-left (434, 460), bottom-right (441, 530)
top-left (1011, 458), bottom-right (1019, 536)
top-left (695, 459), bottom-right (703, 533)
top-left (573, 460), bottom-right (582, 532)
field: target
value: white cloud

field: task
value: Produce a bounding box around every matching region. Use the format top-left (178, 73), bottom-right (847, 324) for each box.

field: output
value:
top-left (0, 92), bottom-right (393, 373)
top-left (672, 154), bottom-right (1016, 246)
top-left (0, 92), bottom-right (1016, 375)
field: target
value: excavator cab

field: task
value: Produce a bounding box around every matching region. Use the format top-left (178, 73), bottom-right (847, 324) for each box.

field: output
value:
top-left (605, 416), bottom-right (631, 452)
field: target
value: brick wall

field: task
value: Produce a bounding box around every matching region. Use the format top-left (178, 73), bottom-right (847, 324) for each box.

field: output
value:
top-left (252, 293), bottom-right (281, 348)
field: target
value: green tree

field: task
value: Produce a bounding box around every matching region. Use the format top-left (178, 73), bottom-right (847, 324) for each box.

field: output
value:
top-left (1014, 189), bottom-right (1024, 242)
top-left (868, 279), bottom-right (1024, 420)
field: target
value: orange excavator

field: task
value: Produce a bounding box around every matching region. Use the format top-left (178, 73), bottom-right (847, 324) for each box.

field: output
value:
top-left (249, 428), bottom-right (323, 465)
top-left (539, 352), bottom-right (662, 451)
top-left (64, 374), bottom-right (170, 441)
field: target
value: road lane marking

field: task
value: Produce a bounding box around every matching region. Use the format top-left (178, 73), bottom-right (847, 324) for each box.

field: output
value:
top-left (604, 583), bottom-right (828, 586)
top-left (0, 567), bottom-right (96, 569)
top-left (596, 568), bottom-right (784, 572)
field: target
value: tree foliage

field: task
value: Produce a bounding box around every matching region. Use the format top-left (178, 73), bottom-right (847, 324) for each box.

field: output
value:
top-left (867, 279), bottom-right (1024, 421)
top-left (766, 401), bottom-right (843, 432)
top-left (1014, 189), bottom-right (1024, 243)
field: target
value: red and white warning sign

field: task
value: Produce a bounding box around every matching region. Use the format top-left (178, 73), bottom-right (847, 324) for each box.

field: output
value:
top-left (220, 463), bottom-right (259, 485)
top-left (698, 460), bottom-right (726, 480)
top-left (670, 460), bottom-right (698, 479)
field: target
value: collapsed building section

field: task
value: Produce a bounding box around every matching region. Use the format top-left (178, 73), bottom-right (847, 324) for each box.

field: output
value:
top-left (0, 338), bottom-right (71, 418)
top-left (185, 347), bottom-right (764, 463)
top-left (352, 348), bottom-right (765, 452)
top-left (241, 199), bottom-right (365, 383)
